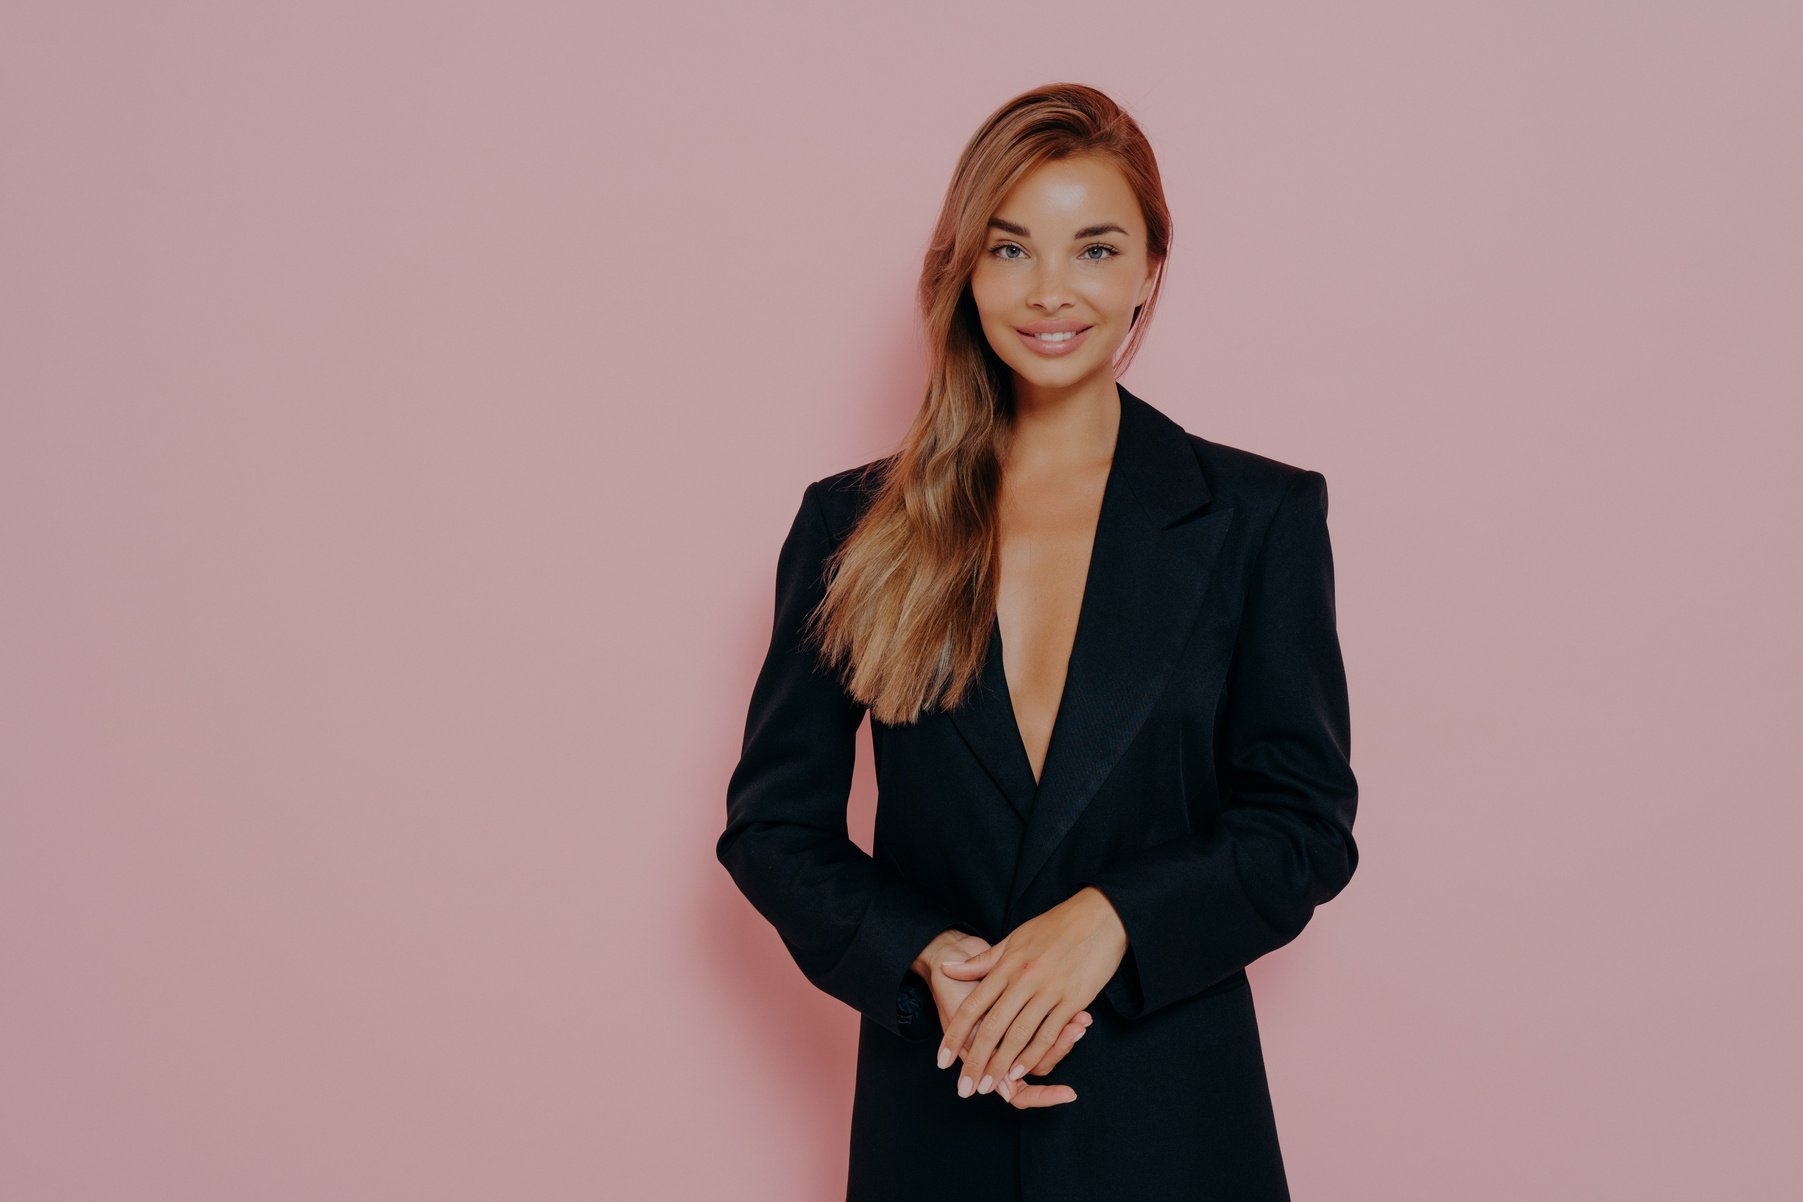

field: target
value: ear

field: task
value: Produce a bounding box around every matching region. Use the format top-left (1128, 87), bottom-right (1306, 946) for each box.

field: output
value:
top-left (940, 943), bottom-right (997, 978)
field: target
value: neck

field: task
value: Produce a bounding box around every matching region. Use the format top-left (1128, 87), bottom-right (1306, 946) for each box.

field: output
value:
top-left (1005, 377), bottom-right (1121, 472)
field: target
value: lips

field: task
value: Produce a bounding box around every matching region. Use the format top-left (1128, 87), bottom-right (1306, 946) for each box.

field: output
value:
top-left (1014, 323), bottom-right (1095, 357)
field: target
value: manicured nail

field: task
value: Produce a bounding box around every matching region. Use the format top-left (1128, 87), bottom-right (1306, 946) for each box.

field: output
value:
top-left (937, 1045), bottom-right (952, 1069)
top-left (1009, 1063), bottom-right (1027, 1080)
top-left (1074, 1027), bottom-right (1086, 1040)
top-left (958, 1075), bottom-right (973, 1097)
top-left (997, 1079), bottom-right (1013, 1101)
top-left (978, 1074), bottom-right (993, 1094)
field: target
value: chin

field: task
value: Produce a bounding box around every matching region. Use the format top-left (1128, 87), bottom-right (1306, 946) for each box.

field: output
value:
top-left (1007, 353), bottom-right (1103, 387)
top-left (1013, 362), bottom-right (1086, 387)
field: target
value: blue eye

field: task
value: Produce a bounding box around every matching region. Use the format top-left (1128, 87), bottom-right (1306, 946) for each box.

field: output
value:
top-left (987, 242), bottom-right (1122, 261)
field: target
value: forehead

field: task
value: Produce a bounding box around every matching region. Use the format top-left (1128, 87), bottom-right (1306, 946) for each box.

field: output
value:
top-left (991, 156), bottom-right (1140, 234)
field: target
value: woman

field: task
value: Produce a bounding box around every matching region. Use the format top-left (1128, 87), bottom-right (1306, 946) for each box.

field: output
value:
top-left (717, 82), bottom-right (1359, 1201)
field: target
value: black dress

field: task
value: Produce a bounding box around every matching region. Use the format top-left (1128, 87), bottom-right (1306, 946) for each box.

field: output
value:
top-left (719, 382), bottom-right (1359, 1200)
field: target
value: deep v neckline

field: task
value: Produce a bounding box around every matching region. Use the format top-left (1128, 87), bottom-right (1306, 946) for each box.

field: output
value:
top-left (991, 448), bottom-right (1120, 794)
top-left (991, 618), bottom-right (1051, 794)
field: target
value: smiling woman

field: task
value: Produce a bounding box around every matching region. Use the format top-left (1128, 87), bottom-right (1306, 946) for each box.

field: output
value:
top-left (980, 209), bottom-right (1142, 364)
top-left (719, 83), bottom-right (1358, 1202)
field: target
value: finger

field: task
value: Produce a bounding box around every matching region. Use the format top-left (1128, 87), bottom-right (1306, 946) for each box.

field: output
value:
top-left (938, 943), bottom-right (994, 979)
top-left (942, 975), bottom-right (1009, 1094)
top-left (1002, 998), bottom-right (1074, 1085)
top-left (996, 1078), bottom-right (1079, 1108)
top-left (960, 983), bottom-right (1027, 1097)
top-left (984, 993), bottom-right (1059, 1094)
top-left (938, 980), bottom-right (993, 1077)
top-left (1026, 1007), bottom-right (1093, 1077)
top-left (1029, 1016), bottom-right (1088, 1076)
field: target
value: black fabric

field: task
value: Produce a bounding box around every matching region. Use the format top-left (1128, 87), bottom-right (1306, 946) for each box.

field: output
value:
top-left (718, 382), bottom-right (1359, 1201)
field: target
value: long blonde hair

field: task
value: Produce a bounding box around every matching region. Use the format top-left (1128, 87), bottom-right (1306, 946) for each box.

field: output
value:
top-left (809, 83), bottom-right (1173, 725)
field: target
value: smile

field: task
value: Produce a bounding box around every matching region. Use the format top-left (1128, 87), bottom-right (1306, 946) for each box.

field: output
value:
top-left (1015, 325), bottom-right (1094, 357)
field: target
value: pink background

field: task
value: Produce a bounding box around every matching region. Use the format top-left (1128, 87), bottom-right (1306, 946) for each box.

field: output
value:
top-left (4, 3), bottom-right (1799, 1198)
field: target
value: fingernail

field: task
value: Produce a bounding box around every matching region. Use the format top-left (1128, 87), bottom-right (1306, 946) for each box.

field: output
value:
top-left (978, 1074), bottom-right (993, 1094)
top-left (958, 1075), bottom-right (973, 1097)
top-left (1074, 1027), bottom-right (1086, 1040)
top-left (937, 1046), bottom-right (952, 1069)
top-left (997, 1080), bottom-right (1013, 1101)
top-left (1009, 1063), bottom-right (1027, 1080)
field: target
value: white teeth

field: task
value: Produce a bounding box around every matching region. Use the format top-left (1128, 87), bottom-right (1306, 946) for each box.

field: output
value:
top-left (1031, 330), bottom-right (1081, 342)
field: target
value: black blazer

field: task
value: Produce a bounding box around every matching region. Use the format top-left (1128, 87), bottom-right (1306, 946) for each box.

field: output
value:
top-left (718, 383), bottom-right (1359, 1202)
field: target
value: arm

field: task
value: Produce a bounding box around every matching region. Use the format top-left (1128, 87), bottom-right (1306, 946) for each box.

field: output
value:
top-left (1081, 469), bottom-right (1360, 1020)
top-left (717, 481), bottom-right (979, 1041)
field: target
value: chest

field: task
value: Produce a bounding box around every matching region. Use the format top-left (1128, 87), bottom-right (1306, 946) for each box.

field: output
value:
top-left (993, 462), bottom-right (1110, 787)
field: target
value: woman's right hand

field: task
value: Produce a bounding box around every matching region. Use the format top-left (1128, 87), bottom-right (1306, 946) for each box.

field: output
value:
top-left (914, 929), bottom-right (1090, 1107)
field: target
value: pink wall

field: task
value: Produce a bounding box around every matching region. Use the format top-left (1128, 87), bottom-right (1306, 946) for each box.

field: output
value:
top-left (4, 3), bottom-right (1799, 1198)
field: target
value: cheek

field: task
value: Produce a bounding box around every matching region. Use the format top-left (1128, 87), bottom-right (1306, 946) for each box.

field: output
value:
top-left (1081, 275), bottom-right (1144, 317)
top-left (968, 268), bottom-right (1009, 316)
top-left (969, 283), bottom-right (1024, 349)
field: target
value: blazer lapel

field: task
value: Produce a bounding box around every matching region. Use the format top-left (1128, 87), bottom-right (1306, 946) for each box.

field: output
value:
top-left (943, 385), bottom-right (1235, 904)
top-left (947, 616), bottom-right (1041, 822)
top-left (1001, 384), bottom-right (1235, 910)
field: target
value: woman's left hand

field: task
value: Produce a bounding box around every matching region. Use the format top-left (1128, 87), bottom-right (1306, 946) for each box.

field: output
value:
top-left (937, 886), bottom-right (1129, 1100)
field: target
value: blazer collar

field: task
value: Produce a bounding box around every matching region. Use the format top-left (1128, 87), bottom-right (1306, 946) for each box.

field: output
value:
top-left (946, 381), bottom-right (1235, 912)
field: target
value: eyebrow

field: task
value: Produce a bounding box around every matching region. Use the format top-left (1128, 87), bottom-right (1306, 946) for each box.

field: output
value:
top-left (987, 218), bottom-right (1131, 240)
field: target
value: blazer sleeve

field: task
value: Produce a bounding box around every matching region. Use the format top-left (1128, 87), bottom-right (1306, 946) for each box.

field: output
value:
top-left (1080, 469), bottom-right (1360, 1021)
top-left (717, 480), bottom-right (977, 1041)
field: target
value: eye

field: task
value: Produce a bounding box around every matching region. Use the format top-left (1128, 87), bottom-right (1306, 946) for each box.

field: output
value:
top-left (986, 241), bottom-right (1122, 262)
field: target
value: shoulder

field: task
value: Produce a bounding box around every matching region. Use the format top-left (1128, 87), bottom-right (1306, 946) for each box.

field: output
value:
top-left (1125, 386), bottom-right (1330, 520)
top-left (805, 453), bottom-right (897, 543)
top-left (1185, 432), bottom-right (1330, 522)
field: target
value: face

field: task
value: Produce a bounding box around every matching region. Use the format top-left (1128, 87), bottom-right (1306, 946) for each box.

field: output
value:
top-left (969, 154), bottom-right (1157, 400)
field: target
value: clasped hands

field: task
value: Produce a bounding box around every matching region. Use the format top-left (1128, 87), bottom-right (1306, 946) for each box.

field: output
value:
top-left (911, 885), bottom-right (1128, 1109)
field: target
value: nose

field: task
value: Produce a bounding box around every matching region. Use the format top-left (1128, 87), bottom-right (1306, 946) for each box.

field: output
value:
top-left (1024, 258), bottom-right (1075, 311)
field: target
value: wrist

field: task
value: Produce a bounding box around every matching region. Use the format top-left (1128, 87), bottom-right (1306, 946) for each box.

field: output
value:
top-left (911, 928), bottom-right (969, 980)
top-left (1077, 885), bottom-right (1129, 946)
